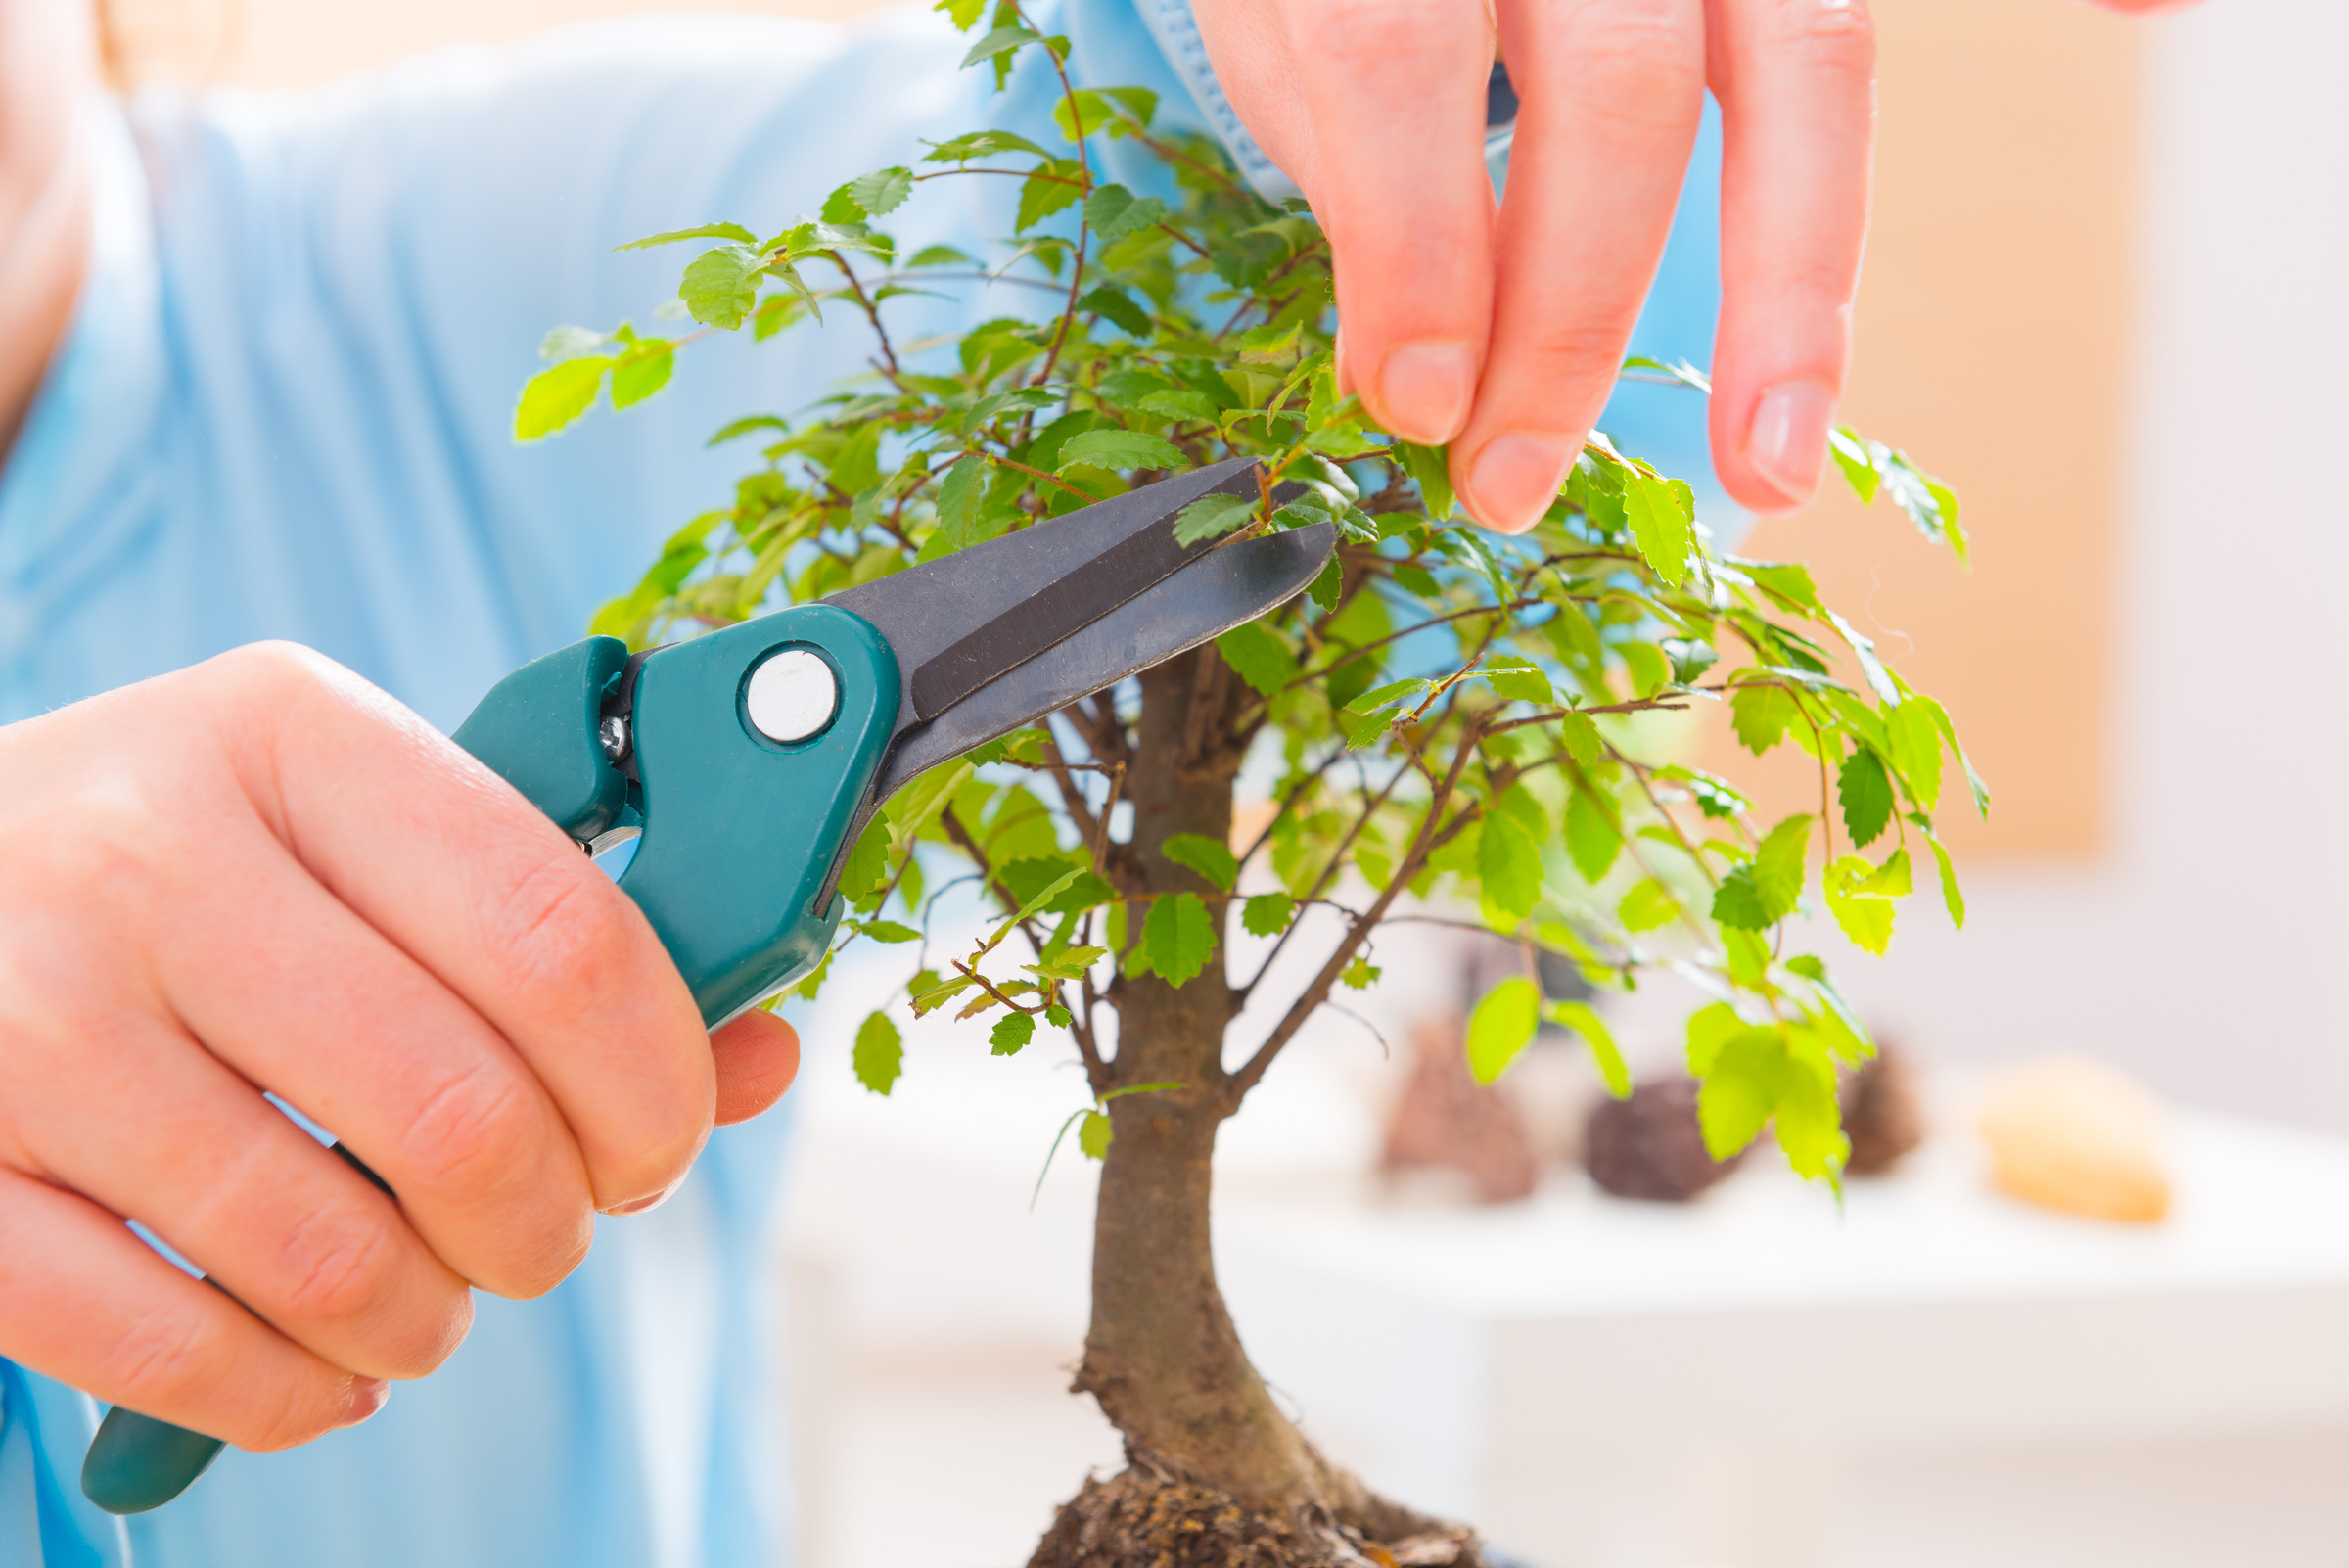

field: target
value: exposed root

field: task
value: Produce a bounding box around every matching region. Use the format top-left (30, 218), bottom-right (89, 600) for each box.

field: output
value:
top-left (1027, 1449), bottom-right (1488, 1568)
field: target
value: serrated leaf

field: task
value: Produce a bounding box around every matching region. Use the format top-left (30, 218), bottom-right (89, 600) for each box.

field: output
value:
top-left (924, 127), bottom-right (1046, 163)
top-left (1017, 165), bottom-right (1083, 231)
top-left (1887, 697), bottom-right (1944, 812)
top-left (960, 23), bottom-right (1038, 67)
top-left (851, 165), bottom-right (913, 218)
top-left (1557, 711), bottom-right (1604, 765)
top-left (1216, 621), bottom-right (1296, 697)
top-left (1078, 1110), bottom-right (1114, 1160)
top-left (616, 222), bottom-right (757, 251)
top-left (1624, 473), bottom-right (1696, 586)
top-left (859, 920), bottom-right (921, 945)
top-left (1730, 684), bottom-right (1798, 755)
top-left (609, 341), bottom-right (673, 410)
top-left (934, 0), bottom-right (986, 29)
top-left (1057, 429), bottom-right (1184, 474)
top-left (1837, 747), bottom-right (1894, 848)
top-left (515, 355), bottom-right (612, 440)
top-left (680, 244), bottom-right (762, 330)
top-left (839, 816), bottom-right (891, 902)
top-left (1565, 788), bottom-right (1621, 884)
top-left (1174, 492), bottom-right (1255, 546)
top-left (932, 451), bottom-right (989, 554)
top-left (1916, 818), bottom-right (1965, 928)
top-left (1482, 658), bottom-right (1552, 705)
top-left (1130, 893), bottom-right (1216, 987)
top-left (1340, 957), bottom-right (1381, 991)
top-left (1082, 184), bottom-right (1168, 241)
top-left (1710, 814), bottom-right (1812, 930)
top-left (853, 1011), bottom-right (903, 1095)
top-left (1822, 854), bottom-right (1895, 954)
top-left (1396, 441), bottom-right (1455, 520)
top-left (1163, 832), bottom-right (1239, 892)
top-left (906, 243), bottom-right (978, 268)
top-left (1552, 1001), bottom-right (1630, 1096)
top-left (990, 1012), bottom-right (1035, 1056)
top-left (1241, 893), bottom-right (1294, 937)
top-left (1618, 878), bottom-right (1680, 933)
top-left (1466, 977), bottom-right (1541, 1084)
top-left (1828, 425), bottom-right (1879, 503)
top-left (1742, 561), bottom-right (1819, 611)
top-left (1052, 88), bottom-right (1115, 144)
top-left (1079, 285), bottom-right (1152, 337)
top-left (1479, 809), bottom-right (1544, 919)
top-left (909, 973), bottom-right (976, 1018)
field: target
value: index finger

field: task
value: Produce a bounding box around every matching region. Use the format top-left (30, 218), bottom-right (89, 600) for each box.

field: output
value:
top-left (208, 645), bottom-right (715, 1215)
top-left (1276, 0), bottom-right (1500, 445)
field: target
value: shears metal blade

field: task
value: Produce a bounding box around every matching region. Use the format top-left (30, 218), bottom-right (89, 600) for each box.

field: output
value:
top-left (452, 454), bottom-right (1333, 1029)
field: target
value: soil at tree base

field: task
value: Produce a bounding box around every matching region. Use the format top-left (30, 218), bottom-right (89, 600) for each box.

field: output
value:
top-left (1027, 1452), bottom-right (1489, 1568)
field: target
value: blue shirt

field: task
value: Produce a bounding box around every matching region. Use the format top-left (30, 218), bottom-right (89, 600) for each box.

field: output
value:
top-left (0, 6), bottom-right (1723, 1563)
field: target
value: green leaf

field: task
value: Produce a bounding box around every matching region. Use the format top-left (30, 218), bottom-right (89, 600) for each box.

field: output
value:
top-left (850, 165), bottom-right (913, 218)
top-left (1396, 441), bottom-right (1455, 520)
top-left (1565, 788), bottom-right (1622, 884)
top-left (1618, 878), bottom-right (1680, 933)
top-left (1837, 747), bottom-right (1894, 848)
top-left (1079, 285), bottom-right (1152, 337)
top-left (1479, 809), bottom-right (1544, 919)
top-left (828, 422), bottom-right (883, 497)
top-left (853, 1011), bottom-right (903, 1095)
top-left (679, 244), bottom-right (763, 330)
top-left (616, 222), bottom-right (757, 251)
top-left (1918, 693), bottom-right (1989, 816)
top-left (839, 816), bottom-right (891, 902)
top-left (1052, 88), bottom-right (1116, 144)
top-left (1624, 473), bottom-right (1696, 586)
top-left (1552, 1001), bottom-right (1630, 1097)
top-left (906, 243), bottom-right (978, 268)
top-left (1822, 854), bottom-right (1895, 955)
top-left (1619, 640), bottom-right (1672, 699)
top-left (1482, 658), bottom-right (1552, 705)
top-left (1730, 684), bottom-right (1798, 755)
top-left (1742, 562), bottom-right (1819, 611)
top-left (1557, 711), bottom-right (1604, 765)
top-left (1711, 814), bottom-right (1811, 930)
top-left (1174, 493), bottom-right (1256, 546)
top-left (1496, 782), bottom-right (1547, 839)
top-left (1241, 893), bottom-right (1294, 937)
top-left (515, 355), bottom-right (612, 440)
top-left (1082, 184), bottom-right (1169, 241)
top-left (1466, 977), bottom-right (1541, 1084)
top-left (1163, 833), bottom-right (1239, 892)
top-left (924, 127), bottom-right (1046, 163)
top-left (1017, 164), bottom-right (1083, 230)
top-left (1828, 425), bottom-right (1879, 503)
top-left (1916, 817), bottom-right (1966, 928)
top-left (1057, 429), bottom-right (1185, 473)
top-left (933, 451), bottom-right (989, 553)
top-left (609, 341), bottom-right (673, 410)
top-left (1692, 1023), bottom-right (1789, 1160)
top-left (1129, 893), bottom-right (1216, 987)
top-left (990, 1012), bottom-right (1035, 1056)
top-left (859, 920), bottom-right (921, 945)
top-left (960, 23), bottom-right (1038, 67)
top-left (1216, 622), bottom-right (1296, 697)
top-left (1888, 697), bottom-right (1945, 812)
top-left (1078, 1109), bottom-right (1114, 1160)
top-left (1340, 957), bottom-right (1381, 991)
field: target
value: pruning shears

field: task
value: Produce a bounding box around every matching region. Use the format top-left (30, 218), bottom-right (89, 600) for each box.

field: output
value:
top-left (79, 456), bottom-right (1333, 1515)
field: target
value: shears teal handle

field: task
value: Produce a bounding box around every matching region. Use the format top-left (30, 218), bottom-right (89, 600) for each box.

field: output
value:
top-left (82, 604), bottom-right (900, 1515)
top-left (456, 604), bottom-right (902, 1024)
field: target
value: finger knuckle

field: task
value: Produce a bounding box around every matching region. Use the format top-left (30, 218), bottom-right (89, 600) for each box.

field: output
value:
top-left (269, 1206), bottom-right (409, 1349)
top-left (1301, 0), bottom-right (1477, 74)
top-left (1759, 0), bottom-right (1874, 75)
top-left (1564, 1), bottom-right (1706, 89)
top-left (482, 849), bottom-right (634, 1022)
top-left (109, 1298), bottom-right (237, 1423)
top-left (402, 1057), bottom-right (549, 1201)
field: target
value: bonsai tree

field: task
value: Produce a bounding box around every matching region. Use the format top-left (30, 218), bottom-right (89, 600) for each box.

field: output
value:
top-left (520, 9), bottom-right (1977, 1561)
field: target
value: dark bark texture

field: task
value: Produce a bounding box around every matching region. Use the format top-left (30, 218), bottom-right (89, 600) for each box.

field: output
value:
top-left (1052, 649), bottom-right (1485, 1567)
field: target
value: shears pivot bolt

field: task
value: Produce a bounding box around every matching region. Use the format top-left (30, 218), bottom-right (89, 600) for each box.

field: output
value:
top-left (745, 649), bottom-right (839, 744)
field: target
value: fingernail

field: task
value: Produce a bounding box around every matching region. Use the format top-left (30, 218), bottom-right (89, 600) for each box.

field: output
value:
top-left (341, 1378), bottom-right (390, 1428)
top-left (1747, 382), bottom-right (1836, 508)
top-left (1374, 340), bottom-right (1477, 445)
top-left (1462, 433), bottom-right (1576, 533)
top-left (603, 1186), bottom-right (672, 1217)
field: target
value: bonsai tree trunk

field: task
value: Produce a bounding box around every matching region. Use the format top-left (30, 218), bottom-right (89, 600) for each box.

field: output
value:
top-left (1049, 651), bottom-right (1463, 1565)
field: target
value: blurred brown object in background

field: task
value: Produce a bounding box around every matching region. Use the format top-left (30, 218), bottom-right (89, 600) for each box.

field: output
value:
top-left (1584, 1077), bottom-right (1747, 1202)
top-left (1841, 1043), bottom-right (1928, 1176)
top-left (1381, 1019), bottom-right (1539, 1205)
top-left (1978, 1056), bottom-right (2172, 1223)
